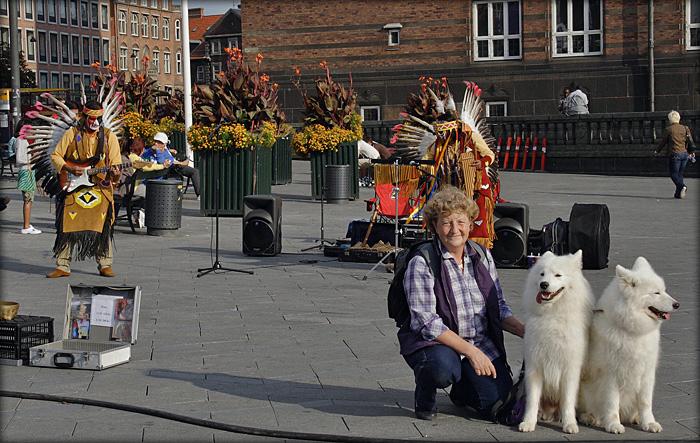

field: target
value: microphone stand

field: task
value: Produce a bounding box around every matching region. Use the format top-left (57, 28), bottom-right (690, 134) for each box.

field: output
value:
top-left (197, 147), bottom-right (253, 277)
top-left (301, 181), bottom-right (334, 252)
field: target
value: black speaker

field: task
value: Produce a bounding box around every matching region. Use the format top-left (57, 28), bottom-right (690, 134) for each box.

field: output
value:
top-left (492, 202), bottom-right (529, 268)
top-left (243, 195), bottom-right (282, 256)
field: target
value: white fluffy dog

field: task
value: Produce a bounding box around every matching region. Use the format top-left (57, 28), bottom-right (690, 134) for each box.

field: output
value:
top-left (519, 250), bottom-right (594, 434)
top-left (578, 257), bottom-right (679, 434)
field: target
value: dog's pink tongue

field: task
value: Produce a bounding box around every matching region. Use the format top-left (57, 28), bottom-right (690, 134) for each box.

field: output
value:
top-left (662, 312), bottom-right (670, 320)
top-left (536, 292), bottom-right (543, 304)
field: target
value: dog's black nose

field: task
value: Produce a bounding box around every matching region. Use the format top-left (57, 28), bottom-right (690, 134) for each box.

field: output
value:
top-left (673, 302), bottom-right (680, 310)
top-left (539, 281), bottom-right (549, 290)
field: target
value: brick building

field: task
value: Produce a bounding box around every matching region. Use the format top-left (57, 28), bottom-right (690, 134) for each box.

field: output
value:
top-left (188, 7), bottom-right (242, 86)
top-left (111, 0), bottom-right (183, 93)
top-left (241, 0), bottom-right (700, 122)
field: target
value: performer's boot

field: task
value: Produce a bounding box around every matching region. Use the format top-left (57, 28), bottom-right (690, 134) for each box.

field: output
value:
top-left (99, 266), bottom-right (115, 277)
top-left (46, 268), bottom-right (70, 278)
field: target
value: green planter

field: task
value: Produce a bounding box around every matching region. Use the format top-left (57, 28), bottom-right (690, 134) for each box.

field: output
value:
top-left (310, 141), bottom-right (359, 200)
top-left (196, 147), bottom-right (272, 217)
top-left (271, 136), bottom-right (293, 185)
top-left (169, 130), bottom-right (187, 160)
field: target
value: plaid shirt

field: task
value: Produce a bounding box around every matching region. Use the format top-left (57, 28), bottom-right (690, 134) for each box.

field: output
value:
top-left (403, 241), bottom-right (513, 361)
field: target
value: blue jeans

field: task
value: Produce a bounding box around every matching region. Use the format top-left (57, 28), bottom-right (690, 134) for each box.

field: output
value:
top-left (403, 344), bottom-right (512, 416)
top-left (669, 152), bottom-right (689, 198)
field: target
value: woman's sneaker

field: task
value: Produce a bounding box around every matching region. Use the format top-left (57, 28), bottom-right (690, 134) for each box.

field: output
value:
top-left (20, 225), bottom-right (42, 235)
top-left (680, 186), bottom-right (687, 199)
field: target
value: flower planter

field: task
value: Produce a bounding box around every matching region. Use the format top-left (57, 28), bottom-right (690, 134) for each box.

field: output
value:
top-left (196, 147), bottom-right (272, 217)
top-left (271, 136), bottom-right (293, 185)
top-left (310, 141), bottom-right (359, 200)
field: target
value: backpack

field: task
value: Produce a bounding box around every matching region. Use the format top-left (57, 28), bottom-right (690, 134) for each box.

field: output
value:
top-left (387, 239), bottom-right (488, 328)
top-left (490, 362), bottom-right (526, 425)
top-left (541, 217), bottom-right (569, 255)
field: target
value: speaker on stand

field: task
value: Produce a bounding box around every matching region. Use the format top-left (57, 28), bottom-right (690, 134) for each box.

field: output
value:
top-left (243, 195), bottom-right (282, 256)
top-left (491, 202), bottom-right (529, 268)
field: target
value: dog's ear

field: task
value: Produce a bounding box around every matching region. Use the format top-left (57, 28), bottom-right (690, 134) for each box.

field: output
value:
top-left (542, 251), bottom-right (555, 260)
top-left (572, 249), bottom-right (583, 268)
top-left (616, 264), bottom-right (638, 288)
top-left (632, 256), bottom-right (653, 272)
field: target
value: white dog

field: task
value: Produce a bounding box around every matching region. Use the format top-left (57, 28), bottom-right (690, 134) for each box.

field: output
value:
top-left (518, 250), bottom-right (594, 434)
top-left (578, 257), bottom-right (679, 434)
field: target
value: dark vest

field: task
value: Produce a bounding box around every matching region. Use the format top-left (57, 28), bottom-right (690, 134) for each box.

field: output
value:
top-left (398, 243), bottom-right (508, 367)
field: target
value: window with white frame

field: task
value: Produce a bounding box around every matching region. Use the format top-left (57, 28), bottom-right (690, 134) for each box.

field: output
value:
top-left (152, 17), bottom-right (159, 39)
top-left (552, 0), bottom-right (603, 56)
top-left (688, 0), bottom-right (700, 50)
top-left (49, 32), bottom-right (58, 63)
top-left (152, 49), bottom-right (160, 73)
top-left (60, 33), bottom-right (69, 63)
top-left (48, 0), bottom-right (56, 23)
top-left (37, 0), bottom-right (45, 21)
top-left (163, 18), bottom-right (170, 40)
top-left (71, 35), bottom-right (79, 64)
top-left (141, 0), bottom-right (147, 6)
top-left (0, 27), bottom-right (7, 46)
top-left (59, 0), bottom-right (68, 24)
top-left (142, 14), bottom-right (149, 37)
top-left (38, 31), bottom-right (47, 62)
top-left (25, 0), bottom-right (33, 19)
top-left (82, 36), bottom-right (89, 65)
top-left (90, 2), bottom-right (98, 28)
top-left (151, 0), bottom-right (158, 7)
top-left (163, 0), bottom-right (168, 10)
top-left (39, 72), bottom-right (48, 88)
top-left (69, 0), bottom-right (77, 25)
top-left (119, 45), bottom-right (127, 70)
top-left (211, 40), bottom-right (221, 55)
top-left (175, 19), bottom-right (180, 40)
top-left (473, 1), bottom-right (521, 60)
top-left (485, 101), bottom-right (508, 117)
top-left (132, 47), bottom-right (140, 70)
top-left (175, 51), bottom-right (181, 73)
top-left (26, 30), bottom-right (35, 60)
top-left (83, 73), bottom-right (91, 87)
top-left (102, 38), bottom-right (109, 65)
top-left (227, 38), bottom-right (238, 48)
top-left (101, 4), bottom-right (108, 30)
top-left (163, 50), bottom-right (170, 73)
top-left (196, 65), bottom-right (206, 83)
top-left (73, 73), bottom-right (81, 90)
top-left (118, 11), bottom-right (126, 34)
top-left (62, 73), bottom-right (71, 89)
top-left (51, 72), bottom-right (60, 88)
top-left (360, 106), bottom-right (381, 121)
top-left (383, 23), bottom-right (402, 46)
top-left (212, 61), bottom-right (222, 75)
top-left (131, 13), bottom-right (138, 36)
top-left (92, 37), bottom-right (100, 65)
top-left (0, 0), bottom-right (7, 16)
top-left (80, 0), bottom-right (87, 27)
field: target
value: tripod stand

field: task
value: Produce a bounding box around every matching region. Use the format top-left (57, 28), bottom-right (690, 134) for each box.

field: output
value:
top-left (301, 170), bottom-right (335, 252)
top-left (197, 148), bottom-right (254, 278)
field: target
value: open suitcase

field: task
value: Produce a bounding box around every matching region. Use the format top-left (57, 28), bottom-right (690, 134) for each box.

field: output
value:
top-left (29, 285), bottom-right (141, 370)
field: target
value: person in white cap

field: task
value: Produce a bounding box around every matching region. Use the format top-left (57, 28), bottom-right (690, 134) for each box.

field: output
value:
top-left (141, 132), bottom-right (200, 196)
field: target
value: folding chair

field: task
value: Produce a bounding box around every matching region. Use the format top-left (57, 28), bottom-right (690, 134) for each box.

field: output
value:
top-left (1, 143), bottom-right (16, 178)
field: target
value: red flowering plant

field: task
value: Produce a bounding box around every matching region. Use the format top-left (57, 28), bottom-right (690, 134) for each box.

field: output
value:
top-left (189, 48), bottom-right (286, 151)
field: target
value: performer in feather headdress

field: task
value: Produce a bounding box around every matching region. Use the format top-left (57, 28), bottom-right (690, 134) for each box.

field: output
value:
top-left (391, 77), bottom-right (499, 248)
top-left (43, 100), bottom-right (122, 278)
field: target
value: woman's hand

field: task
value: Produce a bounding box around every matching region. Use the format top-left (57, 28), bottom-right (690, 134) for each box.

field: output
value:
top-left (465, 347), bottom-right (497, 378)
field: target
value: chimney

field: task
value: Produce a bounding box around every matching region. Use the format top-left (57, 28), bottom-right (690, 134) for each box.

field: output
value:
top-left (188, 8), bottom-right (204, 19)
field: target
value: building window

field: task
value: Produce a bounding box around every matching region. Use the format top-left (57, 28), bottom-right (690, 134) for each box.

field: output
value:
top-left (473, 1), bottom-right (521, 60)
top-left (0, 27), bottom-right (7, 45)
top-left (360, 106), bottom-right (381, 122)
top-left (163, 50), bottom-right (170, 73)
top-left (48, 0), bottom-right (56, 23)
top-left (119, 46), bottom-right (128, 70)
top-left (102, 38), bottom-right (109, 65)
top-left (80, 0), bottom-right (88, 27)
top-left (141, 0), bottom-right (147, 6)
top-left (152, 17), bottom-right (159, 39)
top-left (151, 0), bottom-right (158, 7)
top-left (59, 0), bottom-right (68, 24)
top-left (688, 0), bottom-right (700, 50)
top-left (227, 38), bottom-right (238, 49)
top-left (163, 0), bottom-right (168, 10)
top-left (485, 101), bottom-right (508, 117)
top-left (82, 36), bottom-right (90, 65)
top-left (383, 23), bottom-right (402, 47)
top-left (51, 72), bottom-right (60, 88)
top-left (49, 32), bottom-right (59, 63)
top-left (132, 48), bottom-right (140, 70)
top-left (0, 0), bottom-right (6, 16)
top-left (552, 0), bottom-right (603, 56)
top-left (71, 35), bottom-right (79, 64)
top-left (175, 19), bottom-right (180, 41)
top-left (101, 4), bottom-right (108, 30)
top-left (73, 73), bottom-right (81, 91)
top-left (62, 73), bottom-right (71, 89)
top-left (118, 11), bottom-right (126, 34)
top-left (131, 13), bottom-right (138, 36)
top-left (210, 40), bottom-right (221, 55)
top-left (175, 51), bottom-right (181, 74)
top-left (39, 72), bottom-right (48, 88)
top-left (152, 50), bottom-right (159, 73)
top-left (37, 0), bottom-right (45, 21)
top-left (212, 61), bottom-right (222, 75)
top-left (25, 0), bottom-right (33, 19)
top-left (83, 74), bottom-right (91, 88)
top-left (196, 65), bottom-right (205, 83)
top-left (60, 34), bottom-right (69, 64)
top-left (163, 18), bottom-right (170, 40)
top-left (38, 31), bottom-right (47, 62)
top-left (90, 2), bottom-right (98, 28)
top-left (26, 30), bottom-right (35, 61)
top-left (142, 14), bottom-right (148, 37)
top-left (69, 0), bottom-right (77, 25)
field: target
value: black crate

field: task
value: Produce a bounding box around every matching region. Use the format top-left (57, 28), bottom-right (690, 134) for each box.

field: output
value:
top-left (0, 315), bottom-right (54, 364)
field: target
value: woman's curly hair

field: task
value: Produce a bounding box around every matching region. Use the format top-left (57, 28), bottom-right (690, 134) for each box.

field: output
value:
top-left (423, 185), bottom-right (479, 233)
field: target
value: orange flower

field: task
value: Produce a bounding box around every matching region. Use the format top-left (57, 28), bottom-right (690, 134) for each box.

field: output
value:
top-left (319, 60), bottom-right (328, 70)
top-left (260, 73), bottom-right (270, 83)
top-left (293, 66), bottom-right (301, 76)
top-left (255, 53), bottom-right (264, 64)
top-left (90, 61), bottom-right (101, 68)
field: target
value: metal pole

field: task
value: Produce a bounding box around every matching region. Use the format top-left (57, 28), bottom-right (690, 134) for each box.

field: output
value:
top-left (181, 0), bottom-right (194, 164)
top-left (648, 0), bottom-right (655, 112)
top-left (9, 0), bottom-right (21, 127)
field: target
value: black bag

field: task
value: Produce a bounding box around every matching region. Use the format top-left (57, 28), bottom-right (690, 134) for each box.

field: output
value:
top-left (541, 217), bottom-right (569, 255)
top-left (491, 362), bottom-right (526, 425)
top-left (569, 203), bottom-right (610, 269)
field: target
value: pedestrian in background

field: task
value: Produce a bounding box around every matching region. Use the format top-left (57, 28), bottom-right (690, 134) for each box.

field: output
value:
top-left (562, 85), bottom-right (589, 115)
top-left (655, 110), bottom-right (696, 199)
top-left (14, 119), bottom-right (42, 234)
top-left (558, 87), bottom-right (571, 115)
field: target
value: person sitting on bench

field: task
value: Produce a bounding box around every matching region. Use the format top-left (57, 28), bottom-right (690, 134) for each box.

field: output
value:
top-left (141, 132), bottom-right (200, 197)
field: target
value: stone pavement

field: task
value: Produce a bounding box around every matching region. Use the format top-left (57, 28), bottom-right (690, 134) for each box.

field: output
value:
top-left (0, 161), bottom-right (697, 442)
